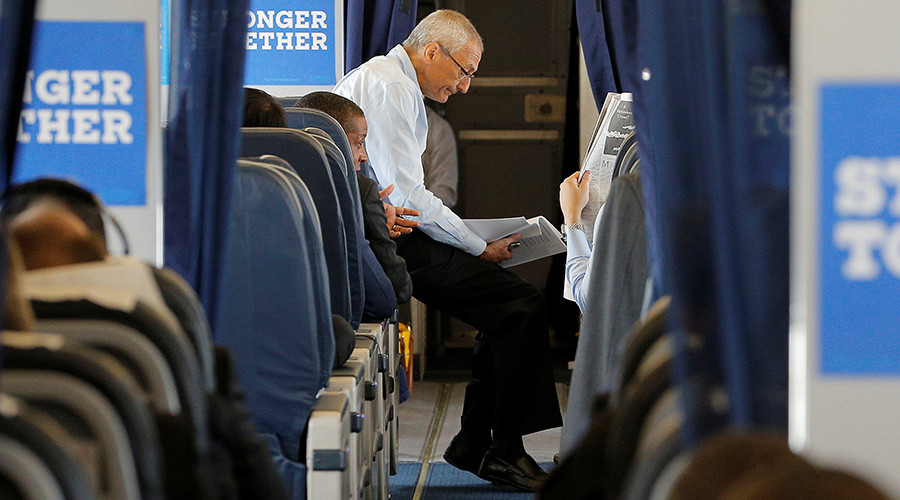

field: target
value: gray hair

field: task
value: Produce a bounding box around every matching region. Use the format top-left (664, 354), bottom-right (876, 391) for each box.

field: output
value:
top-left (402, 9), bottom-right (483, 54)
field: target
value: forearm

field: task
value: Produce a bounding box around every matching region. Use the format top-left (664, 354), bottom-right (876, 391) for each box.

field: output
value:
top-left (398, 183), bottom-right (485, 255)
top-left (564, 227), bottom-right (591, 313)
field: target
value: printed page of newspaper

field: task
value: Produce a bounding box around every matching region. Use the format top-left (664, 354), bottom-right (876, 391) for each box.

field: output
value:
top-left (578, 92), bottom-right (634, 237)
top-left (580, 92), bottom-right (616, 181)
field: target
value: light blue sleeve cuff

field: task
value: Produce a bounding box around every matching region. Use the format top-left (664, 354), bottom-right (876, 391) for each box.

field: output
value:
top-left (567, 228), bottom-right (591, 257)
top-left (462, 232), bottom-right (487, 256)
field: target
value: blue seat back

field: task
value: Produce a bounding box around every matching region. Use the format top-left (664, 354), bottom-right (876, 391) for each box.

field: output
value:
top-left (285, 108), bottom-right (364, 229)
top-left (302, 127), bottom-right (365, 327)
top-left (251, 157), bottom-right (336, 381)
top-left (240, 128), bottom-right (352, 324)
top-left (284, 109), bottom-right (355, 183)
top-left (276, 96), bottom-right (300, 108)
top-left (217, 159), bottom-right (333, 463)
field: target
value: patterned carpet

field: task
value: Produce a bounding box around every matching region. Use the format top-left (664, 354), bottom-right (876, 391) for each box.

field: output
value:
top-left (391, 462), bottom-right (553, 500)
top-left (390, 463), bottom-right (421, 500)
top-left (391, 381), bottom-right (564, 499)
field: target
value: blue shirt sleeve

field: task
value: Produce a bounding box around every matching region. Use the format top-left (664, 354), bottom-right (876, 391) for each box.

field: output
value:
top-left (564, 203), bottom-right (606, 313)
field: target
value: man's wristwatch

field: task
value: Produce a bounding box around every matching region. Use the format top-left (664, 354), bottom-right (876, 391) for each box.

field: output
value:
top-left (560, 222), bottom-right (585, 243)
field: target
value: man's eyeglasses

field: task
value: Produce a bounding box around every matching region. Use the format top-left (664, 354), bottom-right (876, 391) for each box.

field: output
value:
top-left (439, 44), bottom-right (476, 81)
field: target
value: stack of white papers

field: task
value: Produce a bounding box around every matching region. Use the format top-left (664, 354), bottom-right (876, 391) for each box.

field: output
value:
top-left (463, 215), bottom-right (566, 268)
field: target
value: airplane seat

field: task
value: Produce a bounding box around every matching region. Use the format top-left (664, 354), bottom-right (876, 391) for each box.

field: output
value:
top-left (302, 126), bottom-right (358, 208)
top-left (621, 387), bottom-right (684, 500)
top-left (342, 334), bottom-right (384, 498)
top-left (0, 394), bottom-right (95, 499)
top-left (32, 317), bottom-right (181, 414)
top-left (301, 127), bottom-right (366, 328)
top-left (13, 255), bottom-right (296, 497)
top-left (0, 433), bottom-right (67, 499)
top-left (354, 323), bottom-right (390, 497)
top-left (277, 96), bottom-right (301, 108)
top-left (302, 122), bottom-right (400, 481)
top-left (21, 256), bottom-right (214, 398)
top-left (288, 111), bottom-right (376, 321)
top-left (327, 360), bottom-right (367, 499)
top-left (620, 332), bottom-right (673, 395)
top-left (387, 312), bottom-right (400, 475)
top-left (544, 301), bottom-right (674, 500)
top-left (612, 132), bottom-right (640, 179)
top-left (246, 157), bottom-right (347, 375)
top-left (7, 221), bottom-right (231, 496)
top-left (2, 370), bottom-right (141, 499)
top-left (613, 296), bottom-right (671, 404)
top-left (219, 160), bottom-right (327, 457)
top-left (0, 332), bottom-right (162, 500)
top-left (21, 292), bottom-right (213, 498)
top-left (240, 155), bottom-right (376, 496)
top-left (299, 126), bottom-right (395, 393)
top-left (283, 108), bottom-right (360, 210)
top-left (302, 129), bottom-right (397, 422)
top-left (150, 265), bottom-right (217, 390)
top-left (219, 160), bottom-right (351, 498)
top-left (286, 109), bottom-right (400, 476)
top-left (622, 429), bottom-right (682, 500)
top-left (306, 389), bottom-right (353, 500)
top-left (604, 351), bottom-right (673, 498)
top-left (249, 158), bottom-right (369, 497)
top-left (21, 285), bottom-right (209, 444)
top-left (644, 448), bottom-right (693, 500)
top-left (240, 128), bottom-right (354, 326)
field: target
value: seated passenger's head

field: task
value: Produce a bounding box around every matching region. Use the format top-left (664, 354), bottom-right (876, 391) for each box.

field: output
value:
top-left (0, 180), bottom-right (108, 328)
top-left (721, 461), bottom-right (889, 500)
top-left (670, 430), bottom-right (804, 500)
top-left (294, 92), bottom-right (368, 171)
top-left (243, 87), bottom-right (286, 127)
top-left (7, 198), bottom-right (106, 271)
top-left (1, 178), bottom-right (108, 247)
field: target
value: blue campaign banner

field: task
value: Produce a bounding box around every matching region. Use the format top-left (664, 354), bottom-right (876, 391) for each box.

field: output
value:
top-left (14, 21), bottom-right (147, 205)
top-left (161, 0), bottom-right (170, 86)
top-left (244, 0), bottom-right (336, 86)
top-left (819, 84), bottom-right (900, 375)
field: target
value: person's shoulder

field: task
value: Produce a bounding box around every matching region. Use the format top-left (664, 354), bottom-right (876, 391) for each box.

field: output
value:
top-left (348, 54), bottom-right (405, 82)
top-left (340, 62), bottom-right (418, 103)
top-left (357, 174), bottom-right (376, 192)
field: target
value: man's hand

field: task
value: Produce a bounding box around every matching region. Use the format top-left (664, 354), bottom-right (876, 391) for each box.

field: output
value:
top-left (376, 183), bottom-right (421, 237)
top-left (385, 203), bottom-right (420, 237)
top-left (480, 233), bottom-right (522, 264)
top-left (559, 170), bottom-right (591, 224)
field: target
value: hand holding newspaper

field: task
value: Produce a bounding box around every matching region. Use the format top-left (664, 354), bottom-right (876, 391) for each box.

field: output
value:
top-left (463, 215), bottom-right (566, 268)
top-left (578, 92), bottom-right (634, 237)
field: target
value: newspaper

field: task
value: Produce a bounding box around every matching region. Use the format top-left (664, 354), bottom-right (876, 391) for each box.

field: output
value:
top-left (578, 92), bottom-right (634, 237)
top-left (463, 215), bottom-right (566, 268)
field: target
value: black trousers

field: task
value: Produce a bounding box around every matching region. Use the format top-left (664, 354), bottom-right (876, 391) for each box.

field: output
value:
top-left (396, 231), bottom-right (562, 437)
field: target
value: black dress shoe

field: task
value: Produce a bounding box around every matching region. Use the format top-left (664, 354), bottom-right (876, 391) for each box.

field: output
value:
top-left (477, 450), bottom-right (549, 492)
top-left (443, 433), bottom-right (489, 475)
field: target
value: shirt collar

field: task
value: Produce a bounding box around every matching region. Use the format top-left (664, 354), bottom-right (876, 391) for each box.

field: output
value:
top-left (387, 44), bottom-right (422, 97)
